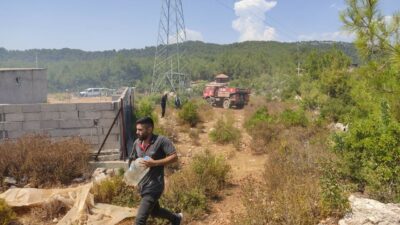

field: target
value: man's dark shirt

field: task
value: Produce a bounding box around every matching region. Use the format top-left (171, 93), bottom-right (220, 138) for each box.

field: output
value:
top-left (129, 135), bottom-right (176, 196)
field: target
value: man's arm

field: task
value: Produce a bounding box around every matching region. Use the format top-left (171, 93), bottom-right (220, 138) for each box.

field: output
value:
top-left (141, 152), bottom-right (178, 168)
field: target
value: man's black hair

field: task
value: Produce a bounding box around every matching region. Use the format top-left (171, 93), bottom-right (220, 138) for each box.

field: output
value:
top-left (136, 116), bottom-right (154, 128)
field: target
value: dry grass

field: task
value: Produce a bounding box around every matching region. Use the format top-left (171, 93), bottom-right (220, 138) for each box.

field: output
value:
top-left (0, 135), bottom-right (91, 190)
top-left (31, 199), bottom-right (68, 222)
top-left (234, 126), bottom-right (349, 225)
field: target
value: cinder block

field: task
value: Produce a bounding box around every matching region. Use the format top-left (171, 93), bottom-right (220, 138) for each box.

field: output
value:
top-left (40, 120), bottom-right (60, 129)
top-left (99, 119), bottom-right (115, 127)
top-left (24, 113), bottom-right (41, 121)
top-left (41, 112), bottom-right (60, 120)
top-left (48, 129), bottom-right (79, 137)
top-left (76, 103), bottom-right (96, 111)
top-left (3, 105), bottom-right (22, 113)
top-left (0, 105), bottom-right (4, 114)
top-left (81, 135), bottom-right (101, 145)
top-left (103, 141), bottom-right (121, 149)
top-left (58, 104), bottom-right (77, 112)
top-left (101, 111), bottom-right (117, 119)
top-left (21, 104), bottom-right (41, 113)
top-left (59, 119), bottom-right (94, 129)
top-left (4, 122), bottom-right (23, 131)
top-left (60, 111), bottom-right (78, 120)
top-left (7, 130), bottom-right (26, 139)
top-left (5, 113), bottom-right (24, 122)
top-left (107, 126), bottom-right (121, 135)
top-left (41, 104), bottom-right (60, 112)
top-left (94, 102), bottom-right (114, 111)
top-left (79, 111), bottom-right (101, 119)
top-left (23, 121), bottom-right (41, 131)
top-left (79, 128), bottom-right (100, 136)
top-left (0, 122), bottom-right (4, 130)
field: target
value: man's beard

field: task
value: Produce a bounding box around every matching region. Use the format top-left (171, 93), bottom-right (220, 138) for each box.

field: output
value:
top-left (138, 133), bottom-right (149, 141)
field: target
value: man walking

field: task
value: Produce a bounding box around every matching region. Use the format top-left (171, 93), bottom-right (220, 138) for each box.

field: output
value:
top-left (161, 93), bottom-right (168, 117)
top-left (129, 117), bottom-right (183, 225)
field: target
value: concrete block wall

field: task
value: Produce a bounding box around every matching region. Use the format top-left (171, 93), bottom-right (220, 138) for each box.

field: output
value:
top-left (0, 101), bottom-right (121, 151)
top-left (0, 68), bottom-right (47, 104)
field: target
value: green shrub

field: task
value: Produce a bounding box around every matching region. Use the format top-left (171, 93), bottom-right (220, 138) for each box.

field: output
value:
top-left (161, 151), bottom-right (230, 221)
top-left (209, 116), bottom-right (241, 146)
top-left (334, 104), bottom-right (400, 202)
top-left (279, 109), bottom-right (308, 127)
top-left (320, 161), bottom-right (350, 217)
top-left (0, 198), bottom-right (16, 225)
top-left (135, 97), bottom-right (158, 123)
top-left (244, 107), bottom-right (271, 130)
top-left (92, 173), bottom-right (140, 208)
top-left (190, 150), bottom-right (231, 198)
top-left (178, 101), bottom-right (200, 127)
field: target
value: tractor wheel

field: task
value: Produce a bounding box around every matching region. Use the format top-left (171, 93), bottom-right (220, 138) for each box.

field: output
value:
top-left (223, 99), bottom-right (231, 109)
top-left (207, 97), bottom-right (215, 106)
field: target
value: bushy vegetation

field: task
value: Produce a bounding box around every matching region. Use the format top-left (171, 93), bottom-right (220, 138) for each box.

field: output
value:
top-left (278, 109), bottom-right (308, 127)
top-left (0, 135), bottom-right (90, 189)
top-left (234, 128), bottom-right (349, 225)
top-left (244, 105), bottom-right (309, 153)
top-left (209, 115), bottom-right (241, 146)
top-left (135, 95), bottom-right (158, 122)
top-left (334, 104), bottom-right (400, 202)
top-left (160, 150), bottom-right (230, 221)
top-left (0, 41), bottom-right (357, 93)
top-left (178, 101), bottom-right (200, 127)
top-left (0, 198), bottom-right (16, 225)
top-left (92, 171), bottom-right (141, 208)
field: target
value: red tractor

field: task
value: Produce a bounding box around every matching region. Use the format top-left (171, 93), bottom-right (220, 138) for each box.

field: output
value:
top-left (202, 74), bottom-right (250, 109)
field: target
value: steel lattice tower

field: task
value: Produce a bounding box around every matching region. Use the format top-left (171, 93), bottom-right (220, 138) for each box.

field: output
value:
top-left (151, 0), bottom-right (189, 93)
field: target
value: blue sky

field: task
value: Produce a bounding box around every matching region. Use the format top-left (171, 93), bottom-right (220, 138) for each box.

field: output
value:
top-left (0, 0), bottom-right (399, 51)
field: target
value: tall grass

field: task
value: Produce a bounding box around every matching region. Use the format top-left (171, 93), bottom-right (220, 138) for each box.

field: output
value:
top-left (0, 135), bottom-right (90, 189)
top-left (234, 126), bottom-right (349, 225)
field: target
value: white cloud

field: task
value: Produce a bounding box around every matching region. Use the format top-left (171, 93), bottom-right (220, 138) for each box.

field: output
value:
top-left (232, 0), bottom-right (278, 42)
top-left (185, 28), bottom-right (204, 41)
top-left (298, 31), bottom-right (355, 42)
top-left (168, 28), bottom-right (204, 44)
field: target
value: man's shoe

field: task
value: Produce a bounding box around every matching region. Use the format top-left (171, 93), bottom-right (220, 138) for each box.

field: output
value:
top-left (174, 212), bottom-right (183, 225)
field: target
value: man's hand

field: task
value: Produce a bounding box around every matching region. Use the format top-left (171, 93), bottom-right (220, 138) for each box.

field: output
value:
top-left (139, 153), bottom-right (178, 168)
top-left (140, 158), bottom-right (159, 168)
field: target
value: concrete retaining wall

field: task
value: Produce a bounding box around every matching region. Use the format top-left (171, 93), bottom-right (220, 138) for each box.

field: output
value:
top-left (0, 87), bottom-right (134, 152)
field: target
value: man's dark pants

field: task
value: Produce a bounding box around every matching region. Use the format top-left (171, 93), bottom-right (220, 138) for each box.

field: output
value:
top-left (135, 193), bottom-right (179, 225)
top-left (161, 104), bottom-right (166, 117)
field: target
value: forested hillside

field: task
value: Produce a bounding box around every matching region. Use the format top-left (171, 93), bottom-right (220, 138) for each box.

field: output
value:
top-left (0, 41), bottom-right (357, 93)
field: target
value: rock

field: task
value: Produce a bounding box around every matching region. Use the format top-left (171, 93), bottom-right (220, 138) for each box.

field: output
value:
top-left (328, 123), bottom-right (349, 132)
top-left (93, 173), bottom-right (108, 183)
top-left (92, 168), bottom-right (110, 182)
top-left (53, 218), bottom-right (58, 223)
top-left (339, 195), bottom-right (400, 225)
top-left (92, 168), bottom-right (106, 178)
top-left (4, 177), bottom-right (17, 185)
top-left (294, 95), bottom-right (303, 101)
top-left (105, 169), bottom-right (115, 176)
top-left (72, 177), bottom-right (85, 183)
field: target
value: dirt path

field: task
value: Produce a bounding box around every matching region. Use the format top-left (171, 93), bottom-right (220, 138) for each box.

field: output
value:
top-left (165, 108), bottom-right (267, 225)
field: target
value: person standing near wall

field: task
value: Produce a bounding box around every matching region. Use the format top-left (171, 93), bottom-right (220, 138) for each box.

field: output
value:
top-left (161, 92), bottom-right (168, 118)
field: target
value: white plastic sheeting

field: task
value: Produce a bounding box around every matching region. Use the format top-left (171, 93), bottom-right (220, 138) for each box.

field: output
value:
top-left (0, 182), bottom-right (137, 225)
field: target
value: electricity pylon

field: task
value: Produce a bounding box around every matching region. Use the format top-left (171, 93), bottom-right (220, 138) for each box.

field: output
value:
top-left (151, 0), bottom-right (190, 93)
